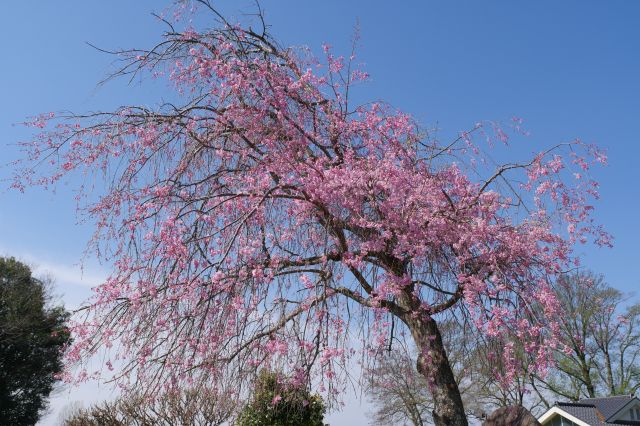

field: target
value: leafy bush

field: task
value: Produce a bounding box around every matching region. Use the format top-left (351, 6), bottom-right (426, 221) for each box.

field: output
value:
top-left (237, 371), bottom-right (325, 426)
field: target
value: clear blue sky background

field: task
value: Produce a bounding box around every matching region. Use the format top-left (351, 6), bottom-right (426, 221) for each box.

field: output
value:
top-left (1, 1), bottom-right (639, 424)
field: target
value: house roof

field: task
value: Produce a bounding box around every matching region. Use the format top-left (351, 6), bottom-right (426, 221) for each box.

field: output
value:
top-left (539, 395), bottom-right (640, 426)
top-left (555, 402), bottom-right (607, 426)
top-left (580, 396), bottom-right (637, 420)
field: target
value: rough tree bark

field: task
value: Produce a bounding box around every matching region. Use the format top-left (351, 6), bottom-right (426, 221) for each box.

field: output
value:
top-left (407, 315), bottom-right (468, 426)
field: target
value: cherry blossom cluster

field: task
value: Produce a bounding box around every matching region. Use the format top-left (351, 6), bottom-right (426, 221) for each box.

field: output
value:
top-left (14, 6), bottom-right (609, 397)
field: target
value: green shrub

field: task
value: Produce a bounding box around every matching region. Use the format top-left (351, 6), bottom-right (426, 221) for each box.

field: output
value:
top-left (237, 371), bottom-right (325, 426)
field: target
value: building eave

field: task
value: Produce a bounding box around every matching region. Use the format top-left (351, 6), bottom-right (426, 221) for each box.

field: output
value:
top-left (538, 406), bottom-right (593, 426)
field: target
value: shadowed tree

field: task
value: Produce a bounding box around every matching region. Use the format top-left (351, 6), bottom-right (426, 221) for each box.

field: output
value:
top-left (0, 257), bottom-right (71, 425)
top-left (12, 2), bottom-right (610, 424)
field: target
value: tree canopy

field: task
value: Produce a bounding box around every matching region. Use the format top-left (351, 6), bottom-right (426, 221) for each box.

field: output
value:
top-left (0, 257), bottom-right (71, 425)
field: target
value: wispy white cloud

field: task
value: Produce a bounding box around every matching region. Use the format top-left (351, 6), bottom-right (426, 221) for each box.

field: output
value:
top-left (0, 245), bottom-right (107, 288)
top-left (32, 260), bottom-right (106, 288)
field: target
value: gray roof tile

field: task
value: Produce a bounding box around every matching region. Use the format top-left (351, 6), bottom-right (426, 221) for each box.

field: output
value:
top-left (580, 396), bottom-right (635, 420)
top-left (550, 396), bottom-right (640, 425)
top-left (557, 402), bottom-right (607, 425)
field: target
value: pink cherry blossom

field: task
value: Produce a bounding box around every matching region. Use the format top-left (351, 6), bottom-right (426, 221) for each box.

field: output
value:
top-left (11, 4), bottom-right (609, 423)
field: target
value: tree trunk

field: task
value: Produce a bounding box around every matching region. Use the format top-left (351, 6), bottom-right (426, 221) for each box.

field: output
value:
top-left (578, 353), bottom-right (595, 397)
top-left (406, 315), bottom-right (468, 426)
top-left (604, 350), bottom-right (615, 394)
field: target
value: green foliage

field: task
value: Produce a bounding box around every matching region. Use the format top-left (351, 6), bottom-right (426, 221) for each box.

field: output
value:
top-left (237, 371), bottom-right (326, 426)
top-left (0, 257), bottom-right (71, 425)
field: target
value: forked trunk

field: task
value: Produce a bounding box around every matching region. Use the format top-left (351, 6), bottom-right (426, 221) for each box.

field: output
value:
top-left (407, 315), bottom-right (468, 426)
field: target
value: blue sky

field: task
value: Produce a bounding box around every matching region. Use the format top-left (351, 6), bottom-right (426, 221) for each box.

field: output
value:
top-left (1, 1), bottom-right (639, 424)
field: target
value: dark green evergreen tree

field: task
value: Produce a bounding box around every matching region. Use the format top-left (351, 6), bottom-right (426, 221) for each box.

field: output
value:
top-left (0, 257), bottom-right (71, 425)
